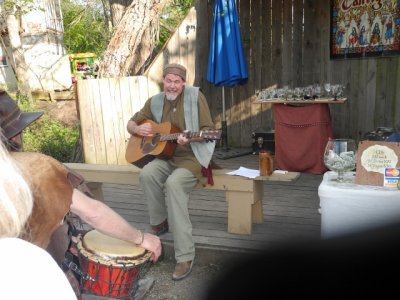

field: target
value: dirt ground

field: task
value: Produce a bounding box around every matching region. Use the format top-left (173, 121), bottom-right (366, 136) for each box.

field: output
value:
top-left (142, 258), bottom-right (224, 300)
top-left (36, 99), bottom-right (79, 126)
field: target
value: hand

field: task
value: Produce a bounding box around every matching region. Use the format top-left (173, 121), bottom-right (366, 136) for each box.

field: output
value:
top-left (136, 123), bottom-right (153, 136)
top-left (141, 232), bottom-right (162, 262)
top-left (177, 130), bottom-right (190, 145)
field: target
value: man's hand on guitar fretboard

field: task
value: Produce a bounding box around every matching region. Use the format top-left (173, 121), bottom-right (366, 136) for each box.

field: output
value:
top-left (178, 129), bottom-right (221, 144)
top-left (177, 131), bottom-right (191, 145)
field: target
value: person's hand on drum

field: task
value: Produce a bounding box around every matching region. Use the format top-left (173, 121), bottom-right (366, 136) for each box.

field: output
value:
top-left (141, 232), bottom-right (162, 262)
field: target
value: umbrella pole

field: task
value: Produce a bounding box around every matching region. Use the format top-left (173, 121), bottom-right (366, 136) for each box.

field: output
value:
top-left (221, 87), bottom-right (229, 151)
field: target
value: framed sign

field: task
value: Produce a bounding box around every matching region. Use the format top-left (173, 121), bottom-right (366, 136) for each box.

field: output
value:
top-left (330, 0), bottom-right (400, 59)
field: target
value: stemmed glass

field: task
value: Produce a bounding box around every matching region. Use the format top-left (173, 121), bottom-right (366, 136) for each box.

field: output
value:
top-left (331, 84), bottom-right (344, 100)
top-left (324, 83), bottom-right (331, 98)
top-left (304, 85), bottom-right (313, 100)
top-left (313, 84), bottom-right (323, 99)
top-left (293, 87), bottom-right (303, 100)
top-left (324, 139), bottom-right (357, 182)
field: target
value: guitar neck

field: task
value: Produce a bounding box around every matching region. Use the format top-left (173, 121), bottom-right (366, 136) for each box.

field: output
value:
top-left (160, 132), bottom-right (202, 141)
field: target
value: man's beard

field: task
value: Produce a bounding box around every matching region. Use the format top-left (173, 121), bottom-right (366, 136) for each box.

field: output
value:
top-left (165, 93), bottom-right (178, 101)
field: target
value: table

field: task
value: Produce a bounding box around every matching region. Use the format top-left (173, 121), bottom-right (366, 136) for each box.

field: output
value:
top-left (318, 171), bottom-right (400, 239)
top-left (253, 98), bottom-right (347, 174)
top-left (253, 98), bottom-right (347, 105)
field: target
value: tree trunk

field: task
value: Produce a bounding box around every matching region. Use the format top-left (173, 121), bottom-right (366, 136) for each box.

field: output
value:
top-left (109, 0), bottom-right (133, 26)
top-left (6, 12), bottom-right (31, 97)
top-left (101, 0), bottom-right (113, 32)
top-left (98, 0), bottom-right (168, 78)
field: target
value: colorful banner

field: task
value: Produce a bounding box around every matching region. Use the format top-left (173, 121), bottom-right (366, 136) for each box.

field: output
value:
top-left (330, 0), bottom-right (400, 59)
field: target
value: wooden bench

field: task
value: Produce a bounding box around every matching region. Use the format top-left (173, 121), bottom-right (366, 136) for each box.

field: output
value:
top-left (65, 163), bottom-right (299, 235)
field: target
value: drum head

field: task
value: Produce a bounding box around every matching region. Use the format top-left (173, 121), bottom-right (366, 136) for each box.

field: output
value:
top-left (79, 229), bottom-right (147, 264)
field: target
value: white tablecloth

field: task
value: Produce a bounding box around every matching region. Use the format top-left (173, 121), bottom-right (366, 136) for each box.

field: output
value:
top-left (318, 171), bottom-right (400, 239)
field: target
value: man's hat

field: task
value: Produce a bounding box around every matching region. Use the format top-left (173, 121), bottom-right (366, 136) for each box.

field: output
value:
top-left (163, 63), bottom-right (187, 81)
top-left (0, 91), bottom-right (43, 139)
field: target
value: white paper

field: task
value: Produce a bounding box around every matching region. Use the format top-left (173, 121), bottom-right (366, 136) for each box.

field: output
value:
top-left (226, 167), bottom-right (260, 179)
top-left (273, 170), bottom-right (288, 174)
top-left (226, 167), bottom-right (290, 178)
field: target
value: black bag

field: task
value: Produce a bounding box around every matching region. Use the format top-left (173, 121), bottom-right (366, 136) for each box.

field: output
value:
top-left (252, 130), bottom-right (275, 154)
top-left (363, 127), bottom-right (395, 141)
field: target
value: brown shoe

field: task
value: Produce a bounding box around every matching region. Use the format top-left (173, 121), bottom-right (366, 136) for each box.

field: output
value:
top-left (172, 260), bottom-right (194, 281)
top-left (149, 219), bottom-right (169, 236)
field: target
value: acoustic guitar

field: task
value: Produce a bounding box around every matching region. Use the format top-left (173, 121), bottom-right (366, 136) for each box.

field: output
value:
top-left (125, 120), bottom-right (222, 168)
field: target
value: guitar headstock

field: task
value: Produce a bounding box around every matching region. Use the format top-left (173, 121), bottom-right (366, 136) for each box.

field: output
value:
top-left (199, 130), bottom-right (222, 140)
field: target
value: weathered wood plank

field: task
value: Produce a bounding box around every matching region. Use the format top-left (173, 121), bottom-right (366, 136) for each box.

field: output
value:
top-left (292, 0), bottom-right (303, 86)
top-left (282, 0), bottom-right (293, 87)
top-left (394, 59), bottom-right (400, 127)
top-left (317, 0), bottom-right (330, 84)
top-left (250, 0), bottom-right (263, 134)
top-left (237, 0), bottom-right (251, 147)
top-left (375, 58), bottom-right (389, 127)
top-left (303, 0), bottom-right (318, 84)
top-left (384, 57), bottom-right (397, 127)
top-left (260, 0), bottom-right (271, 89)
top-left (271, 0), bottom-right (283, 88)
top-left (258, 0), bottom-right (274, 130)
top-left (78, 79), bottom-right (107, 164)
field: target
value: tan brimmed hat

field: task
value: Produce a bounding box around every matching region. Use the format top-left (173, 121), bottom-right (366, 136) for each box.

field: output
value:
top-left (0, 91), bottom-right (43, 139)
top-left (163, 63), bottom-right (187, 81)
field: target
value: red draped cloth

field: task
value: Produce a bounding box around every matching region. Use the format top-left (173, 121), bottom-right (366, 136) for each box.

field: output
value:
top-left (273, 104), bottom-right (334, 174)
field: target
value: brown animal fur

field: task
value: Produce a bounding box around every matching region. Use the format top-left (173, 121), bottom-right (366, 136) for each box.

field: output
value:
top-left (11, 152), bottom-right (73, 249)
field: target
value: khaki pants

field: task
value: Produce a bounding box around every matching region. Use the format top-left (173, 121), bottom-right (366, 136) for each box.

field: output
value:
top-left (139, 158), bottom-right (197, 262)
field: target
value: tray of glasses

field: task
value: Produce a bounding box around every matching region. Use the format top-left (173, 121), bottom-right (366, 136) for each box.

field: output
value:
top-left (253, 97), bottom-right (347, 104)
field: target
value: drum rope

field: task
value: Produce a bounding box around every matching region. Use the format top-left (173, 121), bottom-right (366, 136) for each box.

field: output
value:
top-left (63, 253), bottom-right (96, 282)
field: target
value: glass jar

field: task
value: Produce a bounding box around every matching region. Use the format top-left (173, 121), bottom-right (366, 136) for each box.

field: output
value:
top-left (259, 150), bottom-right (273, 176)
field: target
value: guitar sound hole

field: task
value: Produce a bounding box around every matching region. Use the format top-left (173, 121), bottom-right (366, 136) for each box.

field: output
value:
top-left (142, 134), bottom-right (160, 154)
top-left (151, 134), bottom-right (161, 146)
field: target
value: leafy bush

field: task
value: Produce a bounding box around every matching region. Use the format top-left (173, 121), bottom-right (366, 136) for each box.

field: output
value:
top-left (18, 100), bottom-right (80, 163)
top-left (62, 0), bottom-right (111, 56)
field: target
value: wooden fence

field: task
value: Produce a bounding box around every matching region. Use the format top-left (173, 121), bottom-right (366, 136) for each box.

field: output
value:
top-left (77, 1), bottom-right (400, 164)
top-left (76, 76), bottom-right (159, 165)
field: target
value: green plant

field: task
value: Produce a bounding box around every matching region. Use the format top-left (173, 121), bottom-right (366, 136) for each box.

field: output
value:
top-left (62, 0), bottom-right (111, 56)
top-left (18, 99), bottom-right (80, 162)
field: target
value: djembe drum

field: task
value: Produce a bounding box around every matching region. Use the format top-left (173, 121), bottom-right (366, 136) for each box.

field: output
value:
top-left (77, 229), bottom-right (152, 299)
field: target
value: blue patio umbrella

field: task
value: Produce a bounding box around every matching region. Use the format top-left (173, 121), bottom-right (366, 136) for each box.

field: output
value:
top-left (207, 0), bottom-right (248, 149)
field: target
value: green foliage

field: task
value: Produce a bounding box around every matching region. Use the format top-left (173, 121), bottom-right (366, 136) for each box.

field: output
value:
top-left (1, 0), bottom-right (38, 16)
top-left (62, 0), bottom-right (111, 56)
top-left (18, 99), bottom-right (79, 163)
